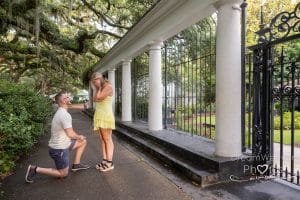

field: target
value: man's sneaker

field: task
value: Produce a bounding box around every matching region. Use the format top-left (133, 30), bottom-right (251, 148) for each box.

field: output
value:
top-left (71, 163), bottom-right (90, 171)
top-left (25, 165), bottom-right (37, 183)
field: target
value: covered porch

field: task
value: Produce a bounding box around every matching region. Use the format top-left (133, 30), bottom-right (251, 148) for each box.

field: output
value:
top-left (91, 0), bottom-right (247, 186)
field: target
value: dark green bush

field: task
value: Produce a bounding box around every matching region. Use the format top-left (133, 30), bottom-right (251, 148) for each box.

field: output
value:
top-left (0, 80), bottom-right (52, 176)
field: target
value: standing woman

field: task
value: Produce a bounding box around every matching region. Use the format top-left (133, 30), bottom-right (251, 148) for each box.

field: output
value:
top-left (91, 72), bottom-right (115, 172)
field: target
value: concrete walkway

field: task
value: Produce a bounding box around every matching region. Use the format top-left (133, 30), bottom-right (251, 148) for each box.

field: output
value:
top-left (273, 143), bottom-right (300, 172)
top-left (1, 108), bottom-right (300, 200)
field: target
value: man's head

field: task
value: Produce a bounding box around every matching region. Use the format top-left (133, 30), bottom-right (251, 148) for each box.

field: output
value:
top-left (54, 91), bottom-right (71, 106)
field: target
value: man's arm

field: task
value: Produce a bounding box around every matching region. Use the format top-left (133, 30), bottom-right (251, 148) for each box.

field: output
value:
top-left (64, 128), bottom-right (85, 140)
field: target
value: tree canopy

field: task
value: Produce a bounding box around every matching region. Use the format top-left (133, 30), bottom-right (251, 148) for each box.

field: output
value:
top-left (246, 0), bottom-right (296, 46)
top-left (0, 0), bottom-right (155, 94)
top-left (0, 0), bottom-right (298, 94)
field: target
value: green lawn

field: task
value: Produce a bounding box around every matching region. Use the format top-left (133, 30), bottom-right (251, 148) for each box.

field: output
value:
top-left (176, 114), bottom-right (300, 145)
top-left (191, 115), bottom-right (216, 125)
top-left (243, 129), bottom-right (300, 146)
top-left (273, 129), bottom-right (300, 145)
top-left (175, 114), bottom-right (216, 139)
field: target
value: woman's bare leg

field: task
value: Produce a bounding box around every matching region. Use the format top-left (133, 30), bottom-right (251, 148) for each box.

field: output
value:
top-left (98, 129), bottom-right (107, 160)
top-left (100, 128), bottom-right (114, 161)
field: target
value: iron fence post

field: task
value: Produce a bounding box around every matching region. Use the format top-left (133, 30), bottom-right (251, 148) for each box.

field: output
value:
top-left (241, 0), bottom-right (247, 152)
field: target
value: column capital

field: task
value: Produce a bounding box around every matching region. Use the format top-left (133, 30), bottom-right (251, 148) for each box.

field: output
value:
top-left (122, 59), bottom-right (132, 65)
top-left (214, 0), bottom-right (243, 10)
top-left (108, 68), bottom-right (116, 72)
top-left (148, 41), bottom-right (163, 50)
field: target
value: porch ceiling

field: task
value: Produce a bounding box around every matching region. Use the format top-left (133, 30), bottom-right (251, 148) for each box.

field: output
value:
top-left (94, 0), bottom-right (218, 73)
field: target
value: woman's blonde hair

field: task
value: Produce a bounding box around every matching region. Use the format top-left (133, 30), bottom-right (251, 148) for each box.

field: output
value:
top-left (91, 72), bottom-right (109, 87)
top-left (91, 72), bottom-right (103, 80)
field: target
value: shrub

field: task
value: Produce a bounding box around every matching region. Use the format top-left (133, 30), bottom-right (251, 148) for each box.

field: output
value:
top-left (0, 80), bottom-right (52, 176)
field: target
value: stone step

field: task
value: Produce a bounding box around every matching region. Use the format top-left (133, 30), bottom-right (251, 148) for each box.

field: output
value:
top-left (117, 122), bottom-right (221, 170)
top-left (115, 126), bottom-right (220, 187)
top-left (115, 122), bottom-right (253, 187)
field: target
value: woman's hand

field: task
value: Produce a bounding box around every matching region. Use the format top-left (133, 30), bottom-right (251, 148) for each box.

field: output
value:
top-left (94, 88), bottom-right (101, 101)
top-left (92, 86), bottom-right (102, 102)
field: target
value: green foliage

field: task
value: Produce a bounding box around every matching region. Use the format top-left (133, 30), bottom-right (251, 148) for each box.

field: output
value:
top-left (162, 19), bottom-right (217, 116)
top-left (274, 100), bottom-right (291, 113)
top-left (274, 112), bottom-right (300, 130)
top-left (82, 61), bottom-right (97, 87)
top-left (285, 42), bottom-right (300, 62)
top-left (0, 80), bottom-right (52, 176)
top-left (0, 0), bottom-right (156, 93)
top-left (273, 130), bottom-right (300, 145)
top-left (135, 96), bottom-right (148, 119)
top-left (134, 52), bottom-right (149, 77)
top-left (175, 105), bottom-right (194, 118)
top-left (169, 95), bottom-right (216, 137)
top-left (246, 0), bottom-right (295, 46)
top-left (0, 152), bottom-right (15, 176)
top-left (175, 110), bottom-right (216, 139)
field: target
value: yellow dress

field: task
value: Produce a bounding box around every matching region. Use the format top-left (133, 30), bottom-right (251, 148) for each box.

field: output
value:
top-left (94, 96), bottom-right (115, 130)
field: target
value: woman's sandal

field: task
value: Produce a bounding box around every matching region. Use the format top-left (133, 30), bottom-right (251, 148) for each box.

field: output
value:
top-left (95, 159), bottom-right (108, 170)
top-left (99, 160), bottom-right (114, 172)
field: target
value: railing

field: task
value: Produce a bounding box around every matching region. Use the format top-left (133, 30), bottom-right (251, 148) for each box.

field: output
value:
top-left (249, 2), bottom-right (300, 186)
top-left (243, 52), bottom-right (254, 151)
top-left (162, 18), bottom-right (216, 139)
top-left (273, 164), bottom-right (300, 185)
top-left (272, 45), bottom-right (300, 185)
top-left (123, 16), bottom-right (217, 139)
top-left (115, 66), bottom-right (122, 118)
top-left (132, 53), bottom-right (149, 122)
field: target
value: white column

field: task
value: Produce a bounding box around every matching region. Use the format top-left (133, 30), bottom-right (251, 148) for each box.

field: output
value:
top-left (215, 0), bottom-right (242, 157)
top-left (148, 41), bottom-right (163, 131)
top-left (108, 69), bottom-right (116, 113)
top-left (122, 60), bottom-right (132, 121)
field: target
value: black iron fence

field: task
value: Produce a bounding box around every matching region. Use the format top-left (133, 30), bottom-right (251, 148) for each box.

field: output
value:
top-left (132, 53), bottom-right (149, 121)
top-left (162, 18), bottom-right (216, 139)
top-left (121, 17), bottom-right (217, 137)
top-left (248, 2), bottom-right (300, 186)
top-left (115, 66), bottom-right (122, 118)
top-left (271, 45), bottom-right (300, 185)
top-left (243, 52), bottom-right (254, 151)
top-left (273, 163), bottom-right (300, 185)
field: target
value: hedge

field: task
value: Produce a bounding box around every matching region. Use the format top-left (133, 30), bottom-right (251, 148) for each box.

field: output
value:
top-left (0, 80), bottom-right (52, 176)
